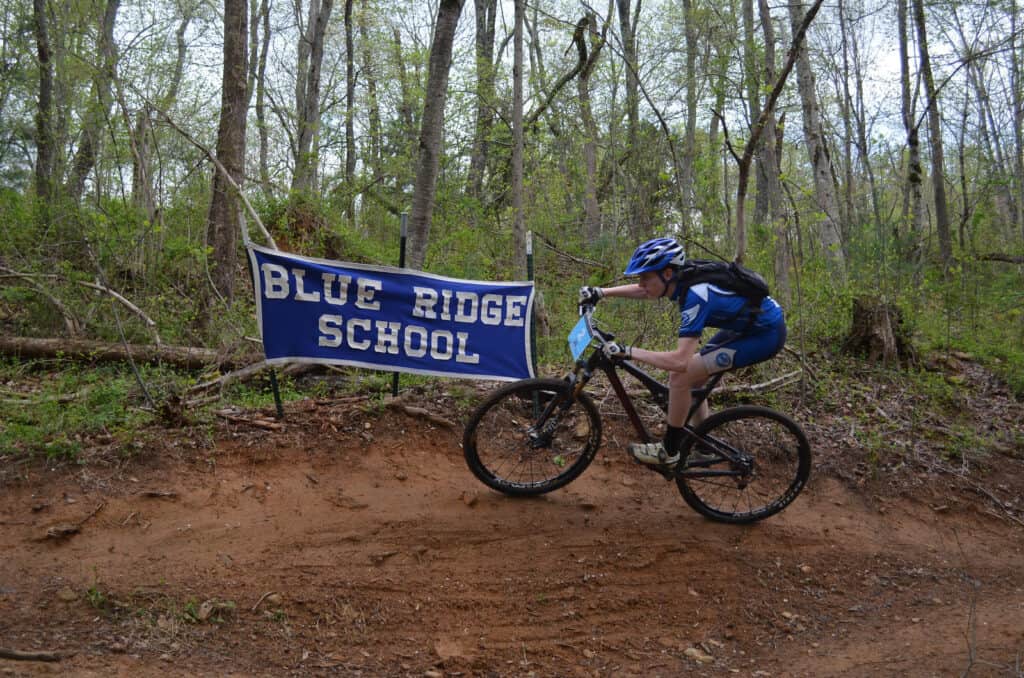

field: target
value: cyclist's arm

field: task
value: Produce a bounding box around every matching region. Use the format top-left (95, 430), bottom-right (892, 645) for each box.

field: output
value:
top-left (629, 336), bottom-right (700, 373)
top-left (598, 283), bottom-right (648, 299)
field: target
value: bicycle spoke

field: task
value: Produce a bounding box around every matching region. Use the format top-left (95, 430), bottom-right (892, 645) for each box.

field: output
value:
top-left (463, 379), bottom-right (602, 496)
top-left (677, 406), bottom-right (810, 523)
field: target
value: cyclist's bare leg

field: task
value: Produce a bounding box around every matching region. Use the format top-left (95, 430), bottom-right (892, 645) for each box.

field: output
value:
top-left (691, 398), bottom-right (710, 427)
top-left (625, 338), bottom-right (708, 465)
top-left (667, 354), bottom-right (710, 427)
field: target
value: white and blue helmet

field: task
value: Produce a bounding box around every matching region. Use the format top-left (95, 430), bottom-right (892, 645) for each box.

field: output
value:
top-left (623, 237), bottom-right (686, 275)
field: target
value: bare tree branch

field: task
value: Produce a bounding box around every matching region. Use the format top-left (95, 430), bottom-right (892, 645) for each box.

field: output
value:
top-left (0, 267), bottom-right (161, 345)
top-left (0, 266), bottom-right (81, 336)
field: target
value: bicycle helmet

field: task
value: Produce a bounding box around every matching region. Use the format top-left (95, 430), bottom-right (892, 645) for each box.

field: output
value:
top-left (623, 237), bottom-right (686, 275)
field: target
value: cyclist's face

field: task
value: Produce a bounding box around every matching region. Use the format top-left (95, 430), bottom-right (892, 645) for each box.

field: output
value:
top-left (637, 269), bottom-right (670, 298)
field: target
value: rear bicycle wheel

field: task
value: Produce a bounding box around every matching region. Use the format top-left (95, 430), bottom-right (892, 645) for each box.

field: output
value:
top-left (676, 406), bottom-right (811, 524)
top-left (463, 378), bottom-right (602, 496)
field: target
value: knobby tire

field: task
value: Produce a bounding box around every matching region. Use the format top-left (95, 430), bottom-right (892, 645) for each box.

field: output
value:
top-left (676, 406), bottom-right (811, 524)
top-left (463, 378), bottom-right (602, 496)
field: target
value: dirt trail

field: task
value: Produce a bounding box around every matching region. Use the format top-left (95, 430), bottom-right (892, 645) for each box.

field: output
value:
top-left (1, 401), bottom-right (1022, 677)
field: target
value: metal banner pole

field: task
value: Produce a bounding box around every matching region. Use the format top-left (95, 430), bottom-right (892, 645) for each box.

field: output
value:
top-left (527, 231), bottom-right (539, 415)
top-left (526, 230), bottom-right (537, 376)
top-left (392, 213), bottom-right (408, 397)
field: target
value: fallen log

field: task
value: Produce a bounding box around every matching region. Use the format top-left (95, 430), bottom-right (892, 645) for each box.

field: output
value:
top-left (186, 360), bottom-right (272, 395)
top-left (715, 369), bottom-right (803, 394)
top-left (185, 361), bottom-right (313, 398)
top-left (384, 396), bottom-right (456, 429)
top-left (215, 411), bottom-right (285, 430)
top-left (0, 647), bottom-right (63, 662)
top-left (978, 253), bottom-right (1024, 264)
top-left (0, 336), bottom-right (228, 370)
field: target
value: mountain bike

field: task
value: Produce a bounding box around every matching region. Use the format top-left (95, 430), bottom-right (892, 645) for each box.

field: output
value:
top-left (462, 303), bottom-right (811, 524)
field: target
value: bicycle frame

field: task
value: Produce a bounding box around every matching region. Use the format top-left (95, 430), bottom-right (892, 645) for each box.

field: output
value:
top-left (569, 305), bottom-right (737, 478)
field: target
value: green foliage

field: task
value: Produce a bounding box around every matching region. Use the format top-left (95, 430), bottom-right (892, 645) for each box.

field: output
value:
top-left (182, 598), bottom-right (201, 622)
top-left (222, 370), bottom-right (303, 410)
top-left (0, 360), bottom-right (189, 460)
top-left (910, 263), bottom-right (1024, 396)
top-left (141, 595), bottom-right (238, 626)
top-left (86, 583), bottom-right (108, 610)
top-left (425, 197), bottom-right (504, 280)
top-left (0, 188), bottom-right (37, 257)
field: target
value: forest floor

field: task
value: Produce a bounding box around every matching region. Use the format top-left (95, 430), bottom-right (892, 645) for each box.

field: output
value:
top-left (1, 356), bottom-right (1023, 677)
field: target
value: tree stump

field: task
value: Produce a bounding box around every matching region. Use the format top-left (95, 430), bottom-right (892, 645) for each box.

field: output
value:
top-left (843, 297), bottom-right (916, 364)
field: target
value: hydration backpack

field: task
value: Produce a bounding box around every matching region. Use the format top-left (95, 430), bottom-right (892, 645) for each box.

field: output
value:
top-left (675, 259), bottom-right (770, 306)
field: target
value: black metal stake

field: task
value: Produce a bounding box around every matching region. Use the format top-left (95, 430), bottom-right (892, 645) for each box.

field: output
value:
top-left (527, 231), bottom-right (540, 416)
top-left (392, 212), bottom-right (408, 398)
top-left (526, 230), bottom-right (537, 377)
top-left (268, 369), bottom-right (284, 419)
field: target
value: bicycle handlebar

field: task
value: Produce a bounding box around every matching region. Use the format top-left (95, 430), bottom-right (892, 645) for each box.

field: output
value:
top-left (577, 303), bottom-right (614, 348)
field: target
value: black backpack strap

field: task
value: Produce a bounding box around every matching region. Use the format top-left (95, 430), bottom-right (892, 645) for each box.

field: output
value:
top-left (742, 302), bottom-right (761, 331)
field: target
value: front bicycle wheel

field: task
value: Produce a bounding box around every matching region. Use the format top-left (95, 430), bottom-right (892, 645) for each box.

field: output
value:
top-left (463, 378), bottom-right (602, 496)
top-left (676, 406), bottom-right (811, 524)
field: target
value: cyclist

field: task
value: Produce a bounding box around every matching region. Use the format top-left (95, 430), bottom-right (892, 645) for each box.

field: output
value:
top-left (578, 237), bottom-right (786, 467)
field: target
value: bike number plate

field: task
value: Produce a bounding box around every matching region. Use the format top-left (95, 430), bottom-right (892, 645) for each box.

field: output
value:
top-left (568, 316), bottom-right (592, 360)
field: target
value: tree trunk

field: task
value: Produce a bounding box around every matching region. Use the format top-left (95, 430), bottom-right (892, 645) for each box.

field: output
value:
top-left (255, 0), bottom-right (271, 193)
top-left (32, 0), bottom-right (56, 215)
top-left (511, 0), bottom-right (526, 279)
top-left (709, 70), bottom-right (729, 242)
top-left (130, 109), bottom-right (155, 222)
top-left (742, 0), bottom-right (769, 231)
top-left (407, 0), bottom-right (465, 270)
top-left (789, 0), bottom-right (844, 280)
top-left (206, 0), bottom-right (249, 308)
top-left (392, 26), bottom-right (417, 189)
top-left (678, 0), bottom-right (698, 237)
top-left (732, 0), bottom-right (824, 265)
top-left (65, 0), bottom-right (120, 204)
top-left (616, 0), bottom-right (647, 237)
top-left (132, 13), bottom-right (190, 226)
top-left (467, 0), bottom-right (497, 204)
top-left (913, 0), bottom-right (952, 269)
top-left (578, 11), bottom-right (605, 243)
top-left (293, 0), bottom-right (313, 163)
top-left (956, 87), bottom-right (972, 252)
top-left (965, 57), bottom-right (1013, 237)
top-left (848, 8), bottom-right (884, 249)
top-left (360, 20), bottom-right (382, 180)
top-left (343, 0), bottom-right (356, 228)
top-left (616, 0), bottom-right (640, 160)
top-left (292, 0), bottom-right (334, 194)
top-left (837, 0), bottom-right (855, 242)
top-left (898, 0), bottom-right (924, 265)
top-left (1011, 0), bottom-right (1024, 244)
top-left (526, 5), bottom-right (548, 103)
top-left (523, 18), bottom-right (593, 130)
top-left (757, 0), bottom-right (790, 302)
top-left (843, 297), bottom-right (916, 364)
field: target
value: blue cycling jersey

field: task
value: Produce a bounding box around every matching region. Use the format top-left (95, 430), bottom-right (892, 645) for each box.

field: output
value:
top-left (674, 283), bottom-right (784, 338)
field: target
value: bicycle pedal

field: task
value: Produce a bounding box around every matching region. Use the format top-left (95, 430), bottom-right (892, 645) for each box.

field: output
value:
top-left (684, 450), bottom-right (717, 467)
top-left (628, 455), bottom-right (675, 479)
top-left (656, 464), bottom-right (676, 480)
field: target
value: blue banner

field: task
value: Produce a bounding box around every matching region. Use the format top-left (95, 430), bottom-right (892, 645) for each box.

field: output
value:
top-left (248, 246), bottom-right (536, 381)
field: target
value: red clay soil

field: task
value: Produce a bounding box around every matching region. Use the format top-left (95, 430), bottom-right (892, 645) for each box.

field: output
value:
top-left (1, 396), bottom-right (1022, 677)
